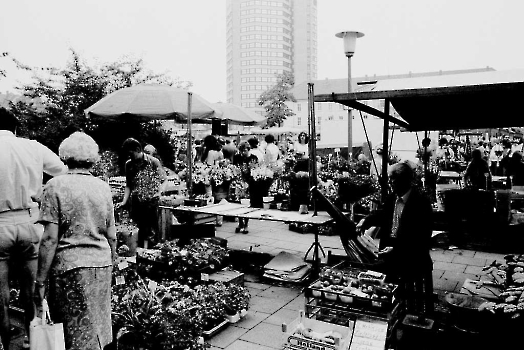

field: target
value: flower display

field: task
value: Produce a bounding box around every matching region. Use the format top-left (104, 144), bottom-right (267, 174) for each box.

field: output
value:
top-left (111, 263), bottom-right (250, 350)
top-left (208, 161), bottom-right (241, 186)
top-left (337, 172), bottom-right (380, 204)
top-left (134, 165), bottom-right (162, 202)
top-left (250, 164), bottom-right (274, 182)
top-left (192, 164), bottom-right (211, 186)
top-left (137, 239), bottom-right (229, 283)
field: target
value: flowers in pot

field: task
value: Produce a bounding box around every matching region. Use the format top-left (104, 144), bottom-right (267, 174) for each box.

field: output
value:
top-left (249, 164), bottom-right (274, 208)
top-left (222, 283), bottom-right (251, 320)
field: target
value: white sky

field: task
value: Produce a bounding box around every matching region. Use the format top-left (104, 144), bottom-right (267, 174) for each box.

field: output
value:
top-left (1, 0), bottom-right (524, 103)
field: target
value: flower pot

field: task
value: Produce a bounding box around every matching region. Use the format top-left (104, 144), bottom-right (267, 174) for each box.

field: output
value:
top-left (226, 312), bottom-right (240, 323)
top-left (239, 309), bottom-right (248, 318)
top-left (213, 182), bottom-right (231, 202)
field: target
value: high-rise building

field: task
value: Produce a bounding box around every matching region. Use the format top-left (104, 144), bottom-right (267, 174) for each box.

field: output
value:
top-left (226, 0), bottom-right (317, 114)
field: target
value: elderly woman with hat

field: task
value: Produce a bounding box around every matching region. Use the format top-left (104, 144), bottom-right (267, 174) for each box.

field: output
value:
top-left (34, 132), bottom-right (116, 350)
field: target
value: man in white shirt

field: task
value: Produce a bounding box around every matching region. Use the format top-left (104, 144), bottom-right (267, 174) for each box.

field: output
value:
top-left (247, 137), bottom-right (264, 163)
top-left (263, 134), bottom-right (280, 165)
top-left (0, 108), bottom-right (67, 349)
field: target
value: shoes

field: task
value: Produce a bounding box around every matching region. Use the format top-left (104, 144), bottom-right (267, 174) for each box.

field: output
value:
top-left (241, 228), bottom-right (249, 234)
top-left (235, 226), bottom-right (242, 233)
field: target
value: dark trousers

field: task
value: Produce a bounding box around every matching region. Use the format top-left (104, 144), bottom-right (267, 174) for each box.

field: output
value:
top-left (130, 196), bottom-right (159, 247)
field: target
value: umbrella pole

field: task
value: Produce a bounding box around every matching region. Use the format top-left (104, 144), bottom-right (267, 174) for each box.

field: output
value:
top-left (187, 92), bottom-right (193, 198)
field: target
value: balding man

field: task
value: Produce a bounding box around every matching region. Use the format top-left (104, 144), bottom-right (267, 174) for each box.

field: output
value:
top-left (357, 162), bottom-right (434, 316)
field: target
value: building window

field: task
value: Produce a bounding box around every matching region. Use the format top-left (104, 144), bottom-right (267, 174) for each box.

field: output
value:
top-left (297, 117), bottom-right (301, 126)
top-left (297, 103), bottom-right (301, 111)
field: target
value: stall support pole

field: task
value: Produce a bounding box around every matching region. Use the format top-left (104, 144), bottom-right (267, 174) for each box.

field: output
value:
top-left (305, 83), bottom-right (324, 274)
top-left (424, 130), bottom-right (429, 189)
top-left (187, 92), bottom-right (193, 198)
top-left (380, 100), bottom-right (390, 204)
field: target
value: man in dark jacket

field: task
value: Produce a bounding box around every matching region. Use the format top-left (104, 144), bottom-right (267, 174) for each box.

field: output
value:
top-left (357, 162), bottom-right (434, 316)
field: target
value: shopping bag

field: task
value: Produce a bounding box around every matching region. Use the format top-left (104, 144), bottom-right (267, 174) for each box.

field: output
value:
top-left (30, 299), bottom-right (65, 350)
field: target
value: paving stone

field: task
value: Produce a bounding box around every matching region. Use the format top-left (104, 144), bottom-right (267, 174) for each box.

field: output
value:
top-left (451, 255), bottom-right (487, 267)
top-left (448, 249), bottom-right (476, 257)
top-left (223, 339), bottom-right (279, 350)
top-left (433, 278), bottom-right (459, 292)
top-left (240, 322), bottom-right (283, 349)
top-left (432, 269), bottom-right (444, 279)
top-left (430, 251), bottom-right (455, 262)
top-left (283, 295), bottom-right (306, 311)
top-left (248, 295), bottom-right (289, 314)
top-left (464, 265), bottom-right (485, 275)
top-left (256, 286), bottom-right (302, 302)
top-left (433, 261), bottom-right (467, 272)
top-left (264, 307), bottom-right (301, 326)
top-left (473, 251), bottom-right (505, 261)
top-left (441, 270), bottom-right (477, 283)
top-left (207, 325), bottom-right (249, 348)
top-left (234, 311), bottom-right (271, 330)
top-left (245, 281), bottom-right (272, 291)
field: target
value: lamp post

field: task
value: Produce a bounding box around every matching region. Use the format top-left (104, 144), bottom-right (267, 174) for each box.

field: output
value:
top-left (335, 31), bottom-right (364, 161)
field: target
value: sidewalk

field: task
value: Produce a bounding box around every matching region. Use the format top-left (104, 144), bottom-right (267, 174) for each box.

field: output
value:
top-left (210, 219), bottom-right (508, 350)
top-left (8, 220), bottom-right (509, 350)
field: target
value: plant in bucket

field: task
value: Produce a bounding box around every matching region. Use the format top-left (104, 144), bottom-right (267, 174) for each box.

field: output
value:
top-left (249, 164), bottom-right (274, 208)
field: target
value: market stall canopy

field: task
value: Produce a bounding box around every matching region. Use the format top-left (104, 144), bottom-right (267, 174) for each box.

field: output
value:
top-left (84, 84), bottom-right (221, 123)
top-left (211, 102), bottom-right (266, 125)
top-left (314, 69), bottom-right (524, 131)
top-left (250, 126), bottom-right (306, 135)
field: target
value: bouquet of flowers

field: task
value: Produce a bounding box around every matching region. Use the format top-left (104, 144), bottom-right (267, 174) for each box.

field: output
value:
top-left (209, 161), bottom-right (241, 186)
top-left (250, 164), bottom-right (274, 182)
top-left (192, 164), bottom-right (211, 186)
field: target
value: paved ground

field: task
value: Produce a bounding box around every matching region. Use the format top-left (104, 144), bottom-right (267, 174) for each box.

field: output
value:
top-left (7, 219), bottom-right (515, 349)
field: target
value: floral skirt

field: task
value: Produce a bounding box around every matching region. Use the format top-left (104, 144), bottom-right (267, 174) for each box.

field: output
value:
top-left (49, 266), bottom-right (112, 350)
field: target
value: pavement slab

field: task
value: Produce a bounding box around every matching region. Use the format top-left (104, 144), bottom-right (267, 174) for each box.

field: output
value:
top-left (239, 322), bottom-right (283, 349)
top-left (249, 295), bottom-right (290, 314)
top-left (223, 339), bottom-right (279, 350)
top-left (207, 324), bottom-right (249, 349)
top-left (234, 311), bottom-right (271, 330)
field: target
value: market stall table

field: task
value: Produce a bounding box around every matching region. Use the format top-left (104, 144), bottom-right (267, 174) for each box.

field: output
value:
top-left (438, 171), bottom-right (462, 185)
top-left (160, 200), bottom-right (334, 271)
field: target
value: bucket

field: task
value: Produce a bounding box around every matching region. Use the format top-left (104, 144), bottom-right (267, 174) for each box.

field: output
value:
top-left (444, 293), bottom-right (487, 333)
top-left (495, 189), bottom-right (511, 224)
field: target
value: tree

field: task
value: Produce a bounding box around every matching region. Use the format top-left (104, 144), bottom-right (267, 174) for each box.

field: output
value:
top-left (258, 71), bottom-right (296, 128)
top-left (6, 49), bottom-right (191, 172)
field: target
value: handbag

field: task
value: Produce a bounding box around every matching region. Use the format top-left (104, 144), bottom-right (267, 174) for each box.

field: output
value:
top-left (30, 299), bottom-right (66, 350)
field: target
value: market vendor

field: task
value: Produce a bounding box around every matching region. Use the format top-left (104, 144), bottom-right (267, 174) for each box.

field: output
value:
top-left (356, 162), bottom-right (434, 316)
top-left (117, 138), bottom-right (167, 248)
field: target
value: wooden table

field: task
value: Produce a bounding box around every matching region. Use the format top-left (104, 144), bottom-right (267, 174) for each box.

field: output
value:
top-left (160, 201), bottom-right (334, 271)
top-left (438, 171), bottom-right (463, 185)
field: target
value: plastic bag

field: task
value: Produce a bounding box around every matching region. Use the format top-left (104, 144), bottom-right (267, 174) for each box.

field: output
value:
top-left (30, 300), bottom-right (65, 350)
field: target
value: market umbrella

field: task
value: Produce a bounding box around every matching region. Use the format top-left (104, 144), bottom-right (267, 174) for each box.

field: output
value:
top-left (84, 84), bottom-right (221, 123)
top-left (210, 102), bottom-right (266, 125)
top-left (250, 126), bottom-right (306, 135)
top-left (84, 84), bottom-right (222, 196)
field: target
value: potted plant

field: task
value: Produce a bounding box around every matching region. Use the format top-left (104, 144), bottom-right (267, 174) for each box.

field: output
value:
top-left (221, 283), bottom-right (251, 322)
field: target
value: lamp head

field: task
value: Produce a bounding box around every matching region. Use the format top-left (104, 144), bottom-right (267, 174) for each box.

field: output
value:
top-left (335, 31), bottom-right (365, 57)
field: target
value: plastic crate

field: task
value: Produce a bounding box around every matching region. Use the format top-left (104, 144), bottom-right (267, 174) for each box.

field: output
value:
top-left (282, 311), bottom-right (354, 350)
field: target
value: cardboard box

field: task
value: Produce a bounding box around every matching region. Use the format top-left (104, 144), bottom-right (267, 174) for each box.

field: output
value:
top-left (282, 311), bottom-right (354, 350)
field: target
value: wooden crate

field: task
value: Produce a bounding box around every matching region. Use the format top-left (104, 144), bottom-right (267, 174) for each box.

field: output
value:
top-left (208, 269), bottom-right (244, 286)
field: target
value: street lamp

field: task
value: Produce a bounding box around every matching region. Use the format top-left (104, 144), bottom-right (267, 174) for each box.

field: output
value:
top-left (335, 31), bottom-right (364, 160)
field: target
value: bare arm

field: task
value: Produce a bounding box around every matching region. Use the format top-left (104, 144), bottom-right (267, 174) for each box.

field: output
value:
top-left (34, 223), bottom-right (59, 306)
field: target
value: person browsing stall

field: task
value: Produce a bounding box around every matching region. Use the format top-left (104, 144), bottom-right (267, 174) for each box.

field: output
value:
top-left (0, 108), bottom-right (67, 349)
top-left (117, 138), bottom-right (167, 248)
top-left (34, 132), bottom-right (116, 350)
top-left (356, 162), bottom-right (434, 316)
